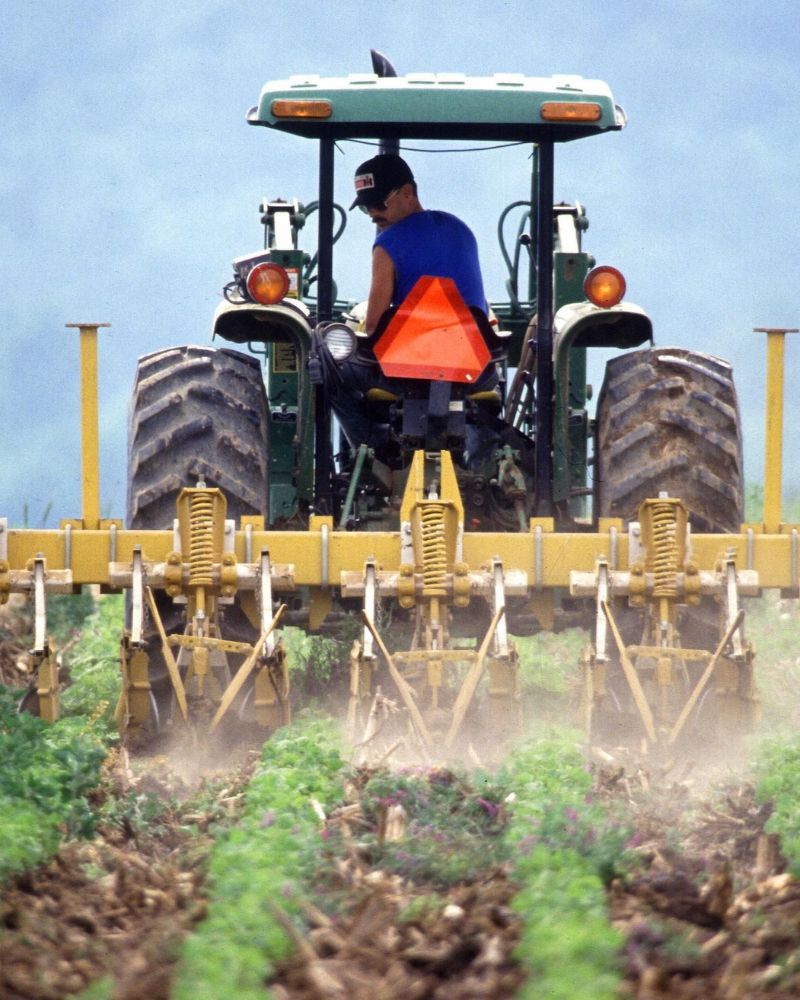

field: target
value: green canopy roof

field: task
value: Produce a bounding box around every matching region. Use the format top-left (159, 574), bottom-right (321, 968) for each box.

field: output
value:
top-left (248, 72), bottom-right (625, 142)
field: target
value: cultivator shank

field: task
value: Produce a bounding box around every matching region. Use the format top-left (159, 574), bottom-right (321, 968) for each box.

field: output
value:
top-left (573, 497), bottom-right (760, 747)
top-left (345, 450), bottom-right (521, 754)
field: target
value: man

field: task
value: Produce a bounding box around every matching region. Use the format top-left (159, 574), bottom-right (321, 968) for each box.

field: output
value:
top-left (326, 153), bottom-right (491, 451)
top-left (350, 153), bottom-right (487, 332)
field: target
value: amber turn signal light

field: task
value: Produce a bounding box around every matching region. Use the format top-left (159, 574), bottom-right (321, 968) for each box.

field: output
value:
top-left (246, 262), bottom-right (290, 304)
top-left (584, 265), bottom-right (626, 308)
top-left (540, 101), bottom-right (602, 123)
top-left (271, 99), bottom-right (333, 119)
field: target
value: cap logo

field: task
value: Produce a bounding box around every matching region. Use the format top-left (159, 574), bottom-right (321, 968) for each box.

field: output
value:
top-left (354, 173), bottom-right (376, 191)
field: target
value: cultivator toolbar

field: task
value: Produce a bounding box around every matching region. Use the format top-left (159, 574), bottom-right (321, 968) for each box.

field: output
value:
top-left (2, 324), bottom-right (798, 753)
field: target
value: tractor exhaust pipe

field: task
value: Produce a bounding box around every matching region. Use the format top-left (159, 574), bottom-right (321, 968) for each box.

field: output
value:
top-left (371, 49), bottom-right (400, 158)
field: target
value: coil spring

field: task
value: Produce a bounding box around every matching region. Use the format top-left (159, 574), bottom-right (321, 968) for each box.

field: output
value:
top-left (188, 491), bottom-right (215, 585)
top-left (650, 500), bottom-right (680, 597)
top-left (420, 502), bottom-right (448, 596)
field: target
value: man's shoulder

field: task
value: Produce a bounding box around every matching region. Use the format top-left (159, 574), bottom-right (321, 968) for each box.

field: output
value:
top-left (399, 210), bottom-right (475, 237)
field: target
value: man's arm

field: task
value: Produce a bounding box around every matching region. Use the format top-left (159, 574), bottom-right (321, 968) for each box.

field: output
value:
top-left (365, 245), bottom-right (395, 333)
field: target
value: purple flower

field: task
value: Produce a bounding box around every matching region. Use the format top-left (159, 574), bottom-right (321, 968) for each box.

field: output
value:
top-left (517, 834), bottom-right (539, 855)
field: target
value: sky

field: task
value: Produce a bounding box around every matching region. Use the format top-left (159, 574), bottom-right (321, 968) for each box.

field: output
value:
top-left (2, 0), bottom-right (798, 526)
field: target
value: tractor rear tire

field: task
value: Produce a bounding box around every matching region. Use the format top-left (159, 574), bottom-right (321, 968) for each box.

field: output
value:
top-left (593, 347), bottom-right (745, 747)
top-left (127, 345), bottom-right (269, 528)
top-left (595, 347), bottom-right (743, 531)
top-left (126, 345), bottom-right (269, 735)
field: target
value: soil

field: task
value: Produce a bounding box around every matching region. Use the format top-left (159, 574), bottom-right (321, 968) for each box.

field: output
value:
top-left (5, 594), bottom-right (800, 999)
top-left (0, 596), bottom-right (33, 689)
top-left (4, 743), bottom-right (800, 1000)
top-left (0, 748), bottom-right (257, 1000)
top-left (599, 753), bottom-right (800, 1000)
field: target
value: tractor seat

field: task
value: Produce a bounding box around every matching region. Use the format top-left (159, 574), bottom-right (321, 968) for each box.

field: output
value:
top-left (365, 387), bottom-right (400, 404)
top-left (466, 387), bottom-right (502, 408)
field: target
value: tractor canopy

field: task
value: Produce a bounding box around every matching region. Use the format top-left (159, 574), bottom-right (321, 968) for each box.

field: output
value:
top-left (247, 72), bottom-right (626, 143)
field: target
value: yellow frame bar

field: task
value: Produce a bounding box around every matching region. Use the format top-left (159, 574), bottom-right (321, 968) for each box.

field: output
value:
top-left (755, 326), bottom-right (798, 533)
top-left (5, 523), bottom-right (799, 591)
top-left (66, 323), bottom-right (110, 529)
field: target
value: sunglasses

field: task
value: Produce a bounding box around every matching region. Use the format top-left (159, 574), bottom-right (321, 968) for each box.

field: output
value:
top-left (358, 187), bottom-right (401, 214)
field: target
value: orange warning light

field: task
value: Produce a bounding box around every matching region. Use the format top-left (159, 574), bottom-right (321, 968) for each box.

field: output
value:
top-left (374, 276), bottom-right (491, 382)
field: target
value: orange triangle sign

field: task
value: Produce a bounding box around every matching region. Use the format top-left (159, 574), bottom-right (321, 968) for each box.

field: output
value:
top-left (374, 276), bottom-right (491, 382)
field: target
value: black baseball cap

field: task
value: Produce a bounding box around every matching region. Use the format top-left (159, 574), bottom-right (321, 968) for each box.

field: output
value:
top-left (350, 154), bottom-right (415, 210)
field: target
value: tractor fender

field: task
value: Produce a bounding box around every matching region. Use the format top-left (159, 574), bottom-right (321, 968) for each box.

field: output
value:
top-left (553, 300), bottom-right (653, 355)
top-left (212, 297), bottom-right (313, 348)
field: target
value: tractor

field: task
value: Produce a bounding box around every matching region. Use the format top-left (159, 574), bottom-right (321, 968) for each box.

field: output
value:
top-left (3, 52), bottom-right (796, 754)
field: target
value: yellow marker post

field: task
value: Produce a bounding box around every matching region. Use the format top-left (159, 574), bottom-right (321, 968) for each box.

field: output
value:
top-left (66, 323), bottom-right (110, 529)
top-left (754, 327), bottom-right (798, 533)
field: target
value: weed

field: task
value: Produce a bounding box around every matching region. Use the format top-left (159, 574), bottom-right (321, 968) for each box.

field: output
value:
top-left (351, 765), bottom-right (511, 887)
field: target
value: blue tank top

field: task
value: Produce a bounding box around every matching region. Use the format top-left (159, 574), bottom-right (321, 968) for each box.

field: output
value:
top-left (375, 210), bottom-right (486, 312)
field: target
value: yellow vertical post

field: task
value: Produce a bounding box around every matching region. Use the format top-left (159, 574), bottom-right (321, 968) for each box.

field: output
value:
top-left (66, 323), bottom-right (109, 529)
top-left (755, 327), bottom-right (798, 532)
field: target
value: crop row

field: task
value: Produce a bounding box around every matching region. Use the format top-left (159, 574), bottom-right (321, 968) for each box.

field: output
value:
top-left (0, 595), bottom-right (122, 885)
top-left (169, 721), bottom-right (632, 999)
top-left (171, 716), bottom-right (347, 1000)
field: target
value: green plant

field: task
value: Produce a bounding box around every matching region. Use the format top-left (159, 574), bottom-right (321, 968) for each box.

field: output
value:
top-left (172, 716), bottom-right (346, 1000)
top-left (745, 482), bottom-right (800, 523)
top-left (746, 593), bottom-right (800, 731)
top-left (73, 977), bottom-right (113, 1000)
top-left (282, 626), bottom-right (348, 703)
top-left (351, 765), bottom-right (511, 886)
top-left (515, 628), bottom-right (585, 696)
top-left (755, 734), bottom-right (800, 875)
top-left (60, 595), bottom-right (124, 730)
top-left (500, 731), bottom-right (630, 1000)
top-left (46, 589), bottom-right (97, 646)
top-left (0, 686), bottom-right (108, 883)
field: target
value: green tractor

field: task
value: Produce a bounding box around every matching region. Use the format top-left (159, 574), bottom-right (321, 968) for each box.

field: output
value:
top-left (122, 51), bottom-right (748, 747)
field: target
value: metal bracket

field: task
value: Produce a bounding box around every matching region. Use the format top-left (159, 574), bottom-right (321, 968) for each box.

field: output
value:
top-left (362, 559), bottom-right (377, 661)
top-left (723, 550), bottom-right (744, 659)
top-left (259, 549), bottom-right (276, 658)
top-left (32, 556), bottom-right (48, 656)
top-left (594, 558), bottom-right (609, 664)
top-left (130, 547), bottom-right (145, 646)
top-left (492, 556), bottom-right (509, 658)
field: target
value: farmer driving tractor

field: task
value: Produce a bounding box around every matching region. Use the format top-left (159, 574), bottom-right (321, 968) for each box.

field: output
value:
top-left (351, 153), bottom-right (487, 331)
top-left (328, 153), bottom-right (499, 454)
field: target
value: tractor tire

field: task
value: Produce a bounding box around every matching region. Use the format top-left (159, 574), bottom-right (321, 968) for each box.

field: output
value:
top-left (595, 347), bottom-right (743, 532)
top-left (593, 348), bottom-right (745, 748)
top-left (127, 345), bottom-right (269, 528)
top-left (126, 345), bottom-right (269, 735)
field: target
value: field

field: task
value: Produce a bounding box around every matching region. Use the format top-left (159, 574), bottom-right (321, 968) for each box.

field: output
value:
top-left (1, 582), bottom-right (800, 999)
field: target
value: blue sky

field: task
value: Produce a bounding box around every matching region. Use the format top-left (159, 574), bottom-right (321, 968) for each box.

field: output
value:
top-left (2, 0), bottom-right (798, 525)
